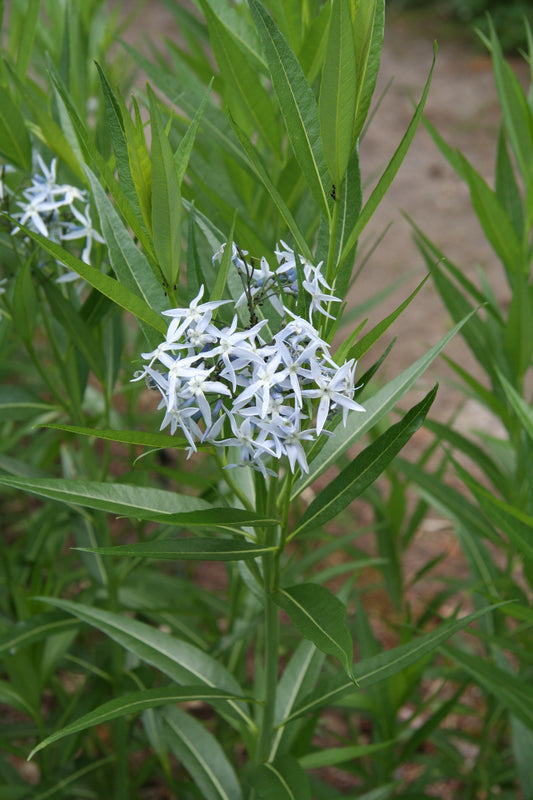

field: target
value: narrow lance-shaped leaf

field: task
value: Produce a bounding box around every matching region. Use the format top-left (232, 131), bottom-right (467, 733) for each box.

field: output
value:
top-left (249, 0), bottom-right (331, 218)
top-left (497, 370), bottom-right (533, 443)
top-left (443, 644), bottom-right (533, 732)
top-left (488, 18), bottom-right (533, 180)
top-left (281, 604), bottom-right (503, 725)
top-left (210, 212), bottom-right (235, 304)
top-left (293, 310), bottom-right (473, 499)
top-left (292, 385), bottom-right (437, 538)
top-left (250, 755), bottom-right (311, 800)
top-left (199, 0), bottom-right (281, 153)
top-left (319, 0), bottom-right (356, 186)
top-left (352, 0), bottom-right (385, 144)
top-left (0, 475), bottom-right (278, 531)
top-left (273, 584), bottom-right (355, 681)
top-left (455, 149), bottom-right (524, 274)
top-left (0, 612), bottom-right (79, 658)
top-left (338, 42), bottom-right (437, 268)
top-left (42, 423), bottom-right (192, 451)
top-left (162, 706), bottom-right (244, 800)
top-left (0, 87), bottom-right (32, 169)
top-left (174, 81), bottom-right (212, 185)
top-left (38, 597), bottom-right (252, 731)
top-left (116, 92), bottom-right (152, 234)
top-left (86, 167), bottom-right (167, 312)
top-left (95, 62), bottom-right (140, 213)
top-left (228, 115), bottom-right (312, 260)
top-left (28, 686), bottom-right (248, 760)
top-left (149, 86), bottom-right (182, 288)
top-left (78, 538), bottom-right (276, 562)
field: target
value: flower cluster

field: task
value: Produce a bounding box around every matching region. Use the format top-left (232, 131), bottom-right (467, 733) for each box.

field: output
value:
top-left (10, 155), bottom-right (104, 279)
top-left (136, 244), bottom-right (364, 476)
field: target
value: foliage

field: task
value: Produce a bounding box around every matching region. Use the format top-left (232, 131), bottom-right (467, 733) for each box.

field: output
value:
top-left (0, 1), bottom-right (527, 799)
top-left (399, 16), bottom-right (533, 800)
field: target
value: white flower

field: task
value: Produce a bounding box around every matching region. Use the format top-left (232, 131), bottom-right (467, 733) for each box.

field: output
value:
top-left (301, 360), bottom-right (365, 435)
top-left (163, 285), bottom-right (230, 342)
top-left (61, 203), bottom-right (105, 264)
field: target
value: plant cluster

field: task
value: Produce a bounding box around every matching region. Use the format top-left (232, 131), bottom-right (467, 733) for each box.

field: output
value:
top-left (0, 1), bottom-right (531, 799)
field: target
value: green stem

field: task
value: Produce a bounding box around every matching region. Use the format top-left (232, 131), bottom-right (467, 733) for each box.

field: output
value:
top-left (255, 473), bottom-right (281, 766)
top-left (325, 193), bottom-right (341, 287)
top-left (255, 546), bottom-right (280, 766)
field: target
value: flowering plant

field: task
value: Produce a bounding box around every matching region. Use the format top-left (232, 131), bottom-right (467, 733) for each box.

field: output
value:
top-left (0, 1), bottom-right (493, 798)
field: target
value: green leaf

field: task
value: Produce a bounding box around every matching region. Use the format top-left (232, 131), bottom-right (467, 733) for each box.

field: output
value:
top-left (292, 385), bottom-right (437, 538)
top-left (456, 149), bottom-right (524, 273)
top-left (352, 0), bottom-right (385, 144)
top-left (209, 212), bottom-right (235, 303)
top-left (11, 260), bottom-right (37, 343)
top-left (41, 423), bottom-right (192, 451)
top-left (41, 280), bottom-right (106, 383)
top-left (79, 538), bottom-right (276, 561)
top-left (338, 43), bottom-right (436, 267)
top-left (332, 145), bottom-right (362, 294)
top-left (28, 685), bottom-right (246, 759)
top-left (39, 597), bottom-right (252, 730)
top-left (397, 457), bottom-right (502, 547)
top-left (86, 167), bottom-right (167, 312)
top-left (228, 117), bottom-right (312, 260)
top-left (149, 97), bottom-right (182, 289)
top-left (282, 605), bottom-right (501, 724)
top-left (250, 755), bottom-right (311, 800)
top-left (2, 214), bottom-right (167, 337)
top-left (319, 0), bottom-right (356, 185)
top-left (488, 18), bottom-right (533, 180)
top-left (495, 126), bottom-right (524, 238)
top-left (443, 644), bottom-right (533, 731)
top-left (299, 740), bottom-right (392, 769)
top-left (0, 474), bottom-right (276, 531)
top-left (294, 311), bottom-right (473, 499)
top-left (273, 584), bottom-right (354, 680)
top-left (453, 460), bottom-right (533, 563)
top-left (504, 271), bottom-right (533, 380)
top-left (174, 82), bottom-right (212, 186)
top-left (0, 612), bottom-right (78, 658)
top-left (117, 92), bottom-right (152, 234)
top-left (14, 0), bottom-right (40, 80)
top-left (343, 275), bottom-right (430, 362)
top-left (249, 0), bottom-right (331, 218)
top-left (161, 705), bottom-right (244, 800)
top-left (269, 641), bottom-right (325, 761)
top-left (200, 0), bottom-right (280, 152)
top-left (7, 69), bottom-right (84, 180)
top-left (0, 87), bottom-right (31, 169)
top-left (0, 387), bottom-right (55, 421)
top-left (498, 370), bottom-right (533, 443)
top-left (95, 62), bottom-right (140, 215)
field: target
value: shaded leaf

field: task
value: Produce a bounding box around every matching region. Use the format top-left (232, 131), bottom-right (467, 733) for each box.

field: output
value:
top-left (79, 538), bottom-right (276, 561)
top-left (273, 584), bottom-right (354, 680)
top-left (29, 685), bottom-right (247, 759)
top-left (292, 386), bottom-right (436, 538)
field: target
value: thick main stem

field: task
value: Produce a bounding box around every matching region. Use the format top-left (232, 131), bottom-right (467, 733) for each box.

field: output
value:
top-left (256, 547), bottom-right (280, 765)
top-left (255, 474), bottom-right (281, 767)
